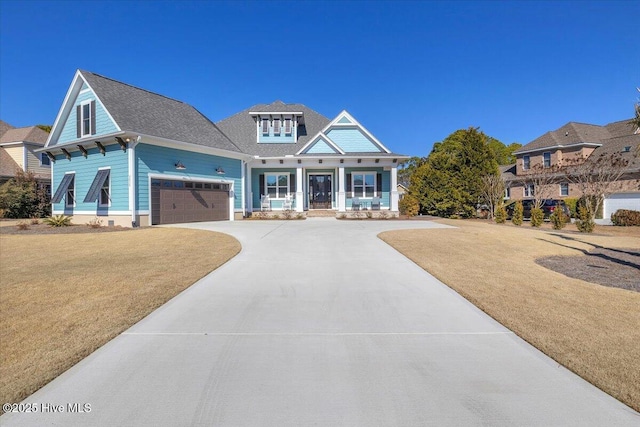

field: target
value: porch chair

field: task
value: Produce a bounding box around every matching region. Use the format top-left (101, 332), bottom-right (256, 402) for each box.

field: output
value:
top-left (282, 194), bottom-right (293, 210)
top-left (371, 196), bottom-right (381, 210)
top-left (261, 195), bottom-right (271, 211)
top-left (351, 197), bottom-right (361, 211)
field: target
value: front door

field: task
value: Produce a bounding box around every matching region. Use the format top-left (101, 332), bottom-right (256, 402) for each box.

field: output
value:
top-left (309, 175), bottom-right (332, 209)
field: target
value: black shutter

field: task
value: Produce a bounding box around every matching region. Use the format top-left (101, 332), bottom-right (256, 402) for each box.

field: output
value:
top-left (52, 174), bottom-right (75, 203)
top-left (76, 105), bottom-right (81, 138)
top-left (90, 100), bottom-right (96, 135)
top-left (377, 173), bottom-right (382, 194)
top-left (84, 170), bottom-right (110, 203)
top-left (346, 173), bottom-right (352, 198)
top-left (290, 174), bottom-right (296, 194)
top-left (259, 174), bottom-right (265, 196)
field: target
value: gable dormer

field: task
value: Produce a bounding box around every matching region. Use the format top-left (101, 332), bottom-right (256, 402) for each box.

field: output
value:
top-left (250, 110), bottom-right (304, 144)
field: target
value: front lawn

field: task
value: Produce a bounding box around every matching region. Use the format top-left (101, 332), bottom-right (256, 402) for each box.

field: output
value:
top-left (0, 228), bottom-right (240, 408)
top-left (379, 220), bottom-right (640, 412)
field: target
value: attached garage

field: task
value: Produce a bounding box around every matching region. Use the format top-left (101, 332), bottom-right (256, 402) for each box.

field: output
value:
top-left (603, 192), bottom-right (640, 220)
top-left (151, 179), bottom-right (230, 225)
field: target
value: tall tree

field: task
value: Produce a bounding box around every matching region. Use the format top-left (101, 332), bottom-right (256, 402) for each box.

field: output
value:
top-left (397, 156), bottom-right (425, 187)
top-left (410, 127), bottom-right (499, 218)
top-left (630, 87), bottom-right (640, 132)
top-left (36, 124), bottom-right (52, 133)
top-left (487, 138), bottom-right (522, 165)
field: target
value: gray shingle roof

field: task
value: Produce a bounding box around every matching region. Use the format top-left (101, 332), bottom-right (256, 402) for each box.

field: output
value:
top-left (0, 126), bottom-right (49, 145)
top-left (216, 101), bottom-right (330, 157)
top-left (0, 120), bottom-right (15, 137)
top-left (500, 164), bottom-right (517, 181)
top-left (516, 122), bottom-right (616, 154)
top-left (80, 70), bottom-right (241, 153)
top-left (589, 134), bottom-right (640, 171)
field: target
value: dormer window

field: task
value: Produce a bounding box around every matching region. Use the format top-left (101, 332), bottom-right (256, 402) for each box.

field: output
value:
top-left (261, 119), bottom-right (269, 135)
top-left (273, 119), bottom-right (281, 135)
top-left (284, 118), bottom-right (292, 135)
top-left (523, 155), bottom-right (530, 170)
top-left (76, 100), bottom-right (96, 138)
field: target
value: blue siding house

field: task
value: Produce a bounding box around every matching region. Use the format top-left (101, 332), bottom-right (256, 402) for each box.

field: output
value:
top-left (42, 70), bottom-right (406, 226)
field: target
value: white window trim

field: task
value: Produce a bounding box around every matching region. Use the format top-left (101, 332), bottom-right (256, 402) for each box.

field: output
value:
top-left (504, 187), bottom-right (510, 200)
top-left (284, 118), bottom-right (292, 134)
top-left (80, 100), bottom-right (93, 137)
top-left (261, 118), bottom-right (269, 135)
top-left (265, 172), bottom-right (289, 199)
top-left (65, 172), bottom-right (76, 208)
top-left (98, 167), bottom-right (111, 208)
top-left (40, 152), bottom-right (51, 167)
top-left (273, 118), bottom-right (281, 135)
top-left (543, 152), bottom-right (551, 168)
top-left (559, 183), bottom-right (569, 197)
top-left (523, 155), bottom-right (530, 171)
top-left (524, 183), bottom-right (534, 198)
top-left (351, 171), bottom-right (377, 198)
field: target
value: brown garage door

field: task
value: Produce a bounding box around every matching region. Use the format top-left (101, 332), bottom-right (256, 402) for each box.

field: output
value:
top-left (151, 179), bottom-right (230, 225)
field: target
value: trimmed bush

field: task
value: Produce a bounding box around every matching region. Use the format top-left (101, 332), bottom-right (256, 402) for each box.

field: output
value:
top-left (494, 204), bottom-right (507, 224)
top-left (530, 207), bottom-right (544, 227)
top-left (611, 209), bottom-right (640, 226)
top-left (511, 201), bottom-right (523, 226)
top-left (399, 194), bottom-right (419, 217)
top-left (564, 197), bottom-right (579, 218)
top-left (550, 204), bottom-right (568, 230)
top-left (575, 206), bottom-right (595, 233)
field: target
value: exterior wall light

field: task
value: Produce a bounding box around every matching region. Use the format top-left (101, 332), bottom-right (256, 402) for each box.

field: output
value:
top-left (175, 161), bottom-right (186, 170)
top-left (216, 166), bottom-right (225, 175)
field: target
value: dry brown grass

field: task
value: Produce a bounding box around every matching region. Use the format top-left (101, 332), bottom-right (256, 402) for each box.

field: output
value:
top-left (0, 228), bottom-right (240, 407)
top-left (379, 220), bottom-right (640, 412)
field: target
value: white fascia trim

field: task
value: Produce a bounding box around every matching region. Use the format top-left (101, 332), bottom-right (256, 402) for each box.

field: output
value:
top-left (138, 134), bottom-right (252, 161)
top-left (514, 142), bottom-right (602, 156)
top-left (249, 111), bottom-right (303, 116)
top-left (295, 132), bottom-right (345, 155)
top-left (53, 210), bottom-right (135, 215)
top-left (0, 141), bottom-right (24, 147)
top-left (36, 131), bottom-right (127, 153)
top-left (46, 70), bottom-right (122, 148)
top-left (326, 110), bottom-right (392, 154)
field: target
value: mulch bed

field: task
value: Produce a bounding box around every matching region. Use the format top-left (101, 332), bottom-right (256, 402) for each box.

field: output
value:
top-left (537, 248), bottom-right (640, 292)
top-left (0, 223), bottom-right (133, 235)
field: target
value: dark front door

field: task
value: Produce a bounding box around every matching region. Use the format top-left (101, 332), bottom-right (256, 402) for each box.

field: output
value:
top-left (309, 175), bottom-right (332, 209)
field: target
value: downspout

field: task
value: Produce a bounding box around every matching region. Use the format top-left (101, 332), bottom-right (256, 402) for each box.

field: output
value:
top-left (128, 136), bottom-right (140, 227)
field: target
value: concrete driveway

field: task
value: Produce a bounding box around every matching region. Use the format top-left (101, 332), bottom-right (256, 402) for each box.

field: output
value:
top-left (3, 218), bottom-right (638, 426)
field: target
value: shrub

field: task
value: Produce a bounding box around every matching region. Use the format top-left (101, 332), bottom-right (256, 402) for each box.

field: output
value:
top-left (17, 221), bottom-right (29, 230)
top-left (44, 214), bottom-right (72, 227)
top-left (511, 201), bottom-right (523, 226)
top-left (281, 209), bottom-right (293, 220)
top-left (365, 211), bottom-right (373, 219)
top-left (494, 204), bottom-right (507, 224)
top-left (338, 213), bottom-right (347, 219)
top-left (399, 194), bottom-right (419, 217)
top-left (611, 209), bottom-right (640, 226)
top-left (575, 206), bottom-right (595, 233)
top-left (295, 213), bottom-right (305, 220)
top-left (530, 207), bottom-right (544, 227)
top-left (30, 218), bottom-right (40, 225)
top-left (564, 197), bottom-right (579, 218)
top-left (378, 210), bottom-right (388, 220)
top-left (550, 205), bottom-right (568, 230)
top-left (86, 217), bottom-right (103, 228)
top-left (0, 170), bottom-right (50, 218)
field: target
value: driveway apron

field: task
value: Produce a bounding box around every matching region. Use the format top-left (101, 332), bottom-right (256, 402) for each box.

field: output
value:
top-left (2, 218), bottom-right (638, 426)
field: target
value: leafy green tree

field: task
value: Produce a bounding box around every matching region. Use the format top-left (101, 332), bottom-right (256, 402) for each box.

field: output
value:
top-left (398, 194), bottom-right (419, 217)
top-left (0, 170), bottom-right (50, 218)
top-left (487, 138), bottom-right (522, 166)
top-left (409, 127), bottom-right (499, 218)
top-left (36, 124), bottom-right (52, 133)
top-left (397, 156), bottom-right (425, 188)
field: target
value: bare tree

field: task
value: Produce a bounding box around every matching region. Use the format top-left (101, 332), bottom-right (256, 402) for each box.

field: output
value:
top-left (480, 174), bottom-right (505, 219)
top-left (520, 162), bottom-right (562, 210)
top-left (565, 151), bottom-right (633, 221)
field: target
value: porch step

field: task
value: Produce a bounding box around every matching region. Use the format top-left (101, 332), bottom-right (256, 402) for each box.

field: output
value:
top-left (306, 210), bottom-right (336, 218)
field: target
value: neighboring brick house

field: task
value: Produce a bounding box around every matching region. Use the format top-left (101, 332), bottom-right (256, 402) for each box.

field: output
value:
top-left (502, 119), bottom-right (640, 219)
top-left (0, 121), bottom-right (52, 192)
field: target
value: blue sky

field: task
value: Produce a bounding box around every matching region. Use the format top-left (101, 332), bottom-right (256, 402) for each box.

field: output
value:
top-left (1, 1), bottom-right (638, 157)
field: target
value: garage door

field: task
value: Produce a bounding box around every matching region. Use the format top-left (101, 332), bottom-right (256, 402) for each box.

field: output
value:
top-left (151, 179), bottom-right (229, 225)
top-left (603, 192), bottom-right (640, 219)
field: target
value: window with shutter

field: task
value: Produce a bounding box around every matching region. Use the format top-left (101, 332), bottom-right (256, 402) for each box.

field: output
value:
top-left (273, 119), bottom-right (281, 135)
top-left (284, 118), bottom-right (292, 134)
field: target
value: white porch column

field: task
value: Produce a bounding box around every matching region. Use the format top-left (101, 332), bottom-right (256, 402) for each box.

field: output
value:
top-left (338, 167), bottom-right (346, 212)
top-left (246, 163), bottom-right (253, 214)
top-left (390, 166), bottom-right (399, 212)
top-left (296, 166), bottom-right (304, 212)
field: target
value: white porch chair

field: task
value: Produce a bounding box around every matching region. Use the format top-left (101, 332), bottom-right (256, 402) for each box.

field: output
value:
top-left (282, 194), bottom-right (293, 210)
top-left (261, 195), bottom-right (271, 211)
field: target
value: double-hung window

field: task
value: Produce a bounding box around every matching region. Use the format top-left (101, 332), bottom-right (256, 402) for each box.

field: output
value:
top-left (83, 169), bottom-right (110, 206)
top-left (523, 155), bottom-right (530, 170)
top-left (261, 119), bottom-right (269, 135)
top-left (284, 118), bottom-right (292, 134)
top-left (40, 153), bottom-right (51, 166)
top-left (273, 118), bottom-right (281, 135)
top-left (559, 183), bottom-right (569, 197)
top-left (66, 177), bottom-right (75, 207)
top-left (266, 173), bottom-right (289, 198)
top-left (99, 173), bottom-right (110, 206)
top-left (524, 183), bottom-right (534, 198)
top-left (352, 173), bottom-right (375, 198)
top-left (543, 152), bottom-right (551, 168)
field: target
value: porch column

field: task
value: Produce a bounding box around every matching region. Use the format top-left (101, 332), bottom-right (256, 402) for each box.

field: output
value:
top-left (246, 163), bottom-right (253, 214)
top-left (390, 166), bottom-right (399, 212)
top-left (338, 166), bottom-right (346, 212)
top-left (296, 166), bottom-right (304, 212)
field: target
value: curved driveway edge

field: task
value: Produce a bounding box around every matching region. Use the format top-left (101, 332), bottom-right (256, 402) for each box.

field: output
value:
top-left (2, 218), bottom-right (638, 426)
